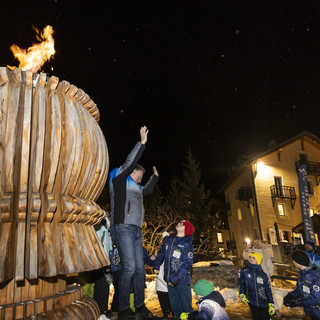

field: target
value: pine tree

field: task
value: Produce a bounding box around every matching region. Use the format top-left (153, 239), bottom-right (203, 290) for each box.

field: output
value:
top-left (167, 148), bottom-right (214, 248)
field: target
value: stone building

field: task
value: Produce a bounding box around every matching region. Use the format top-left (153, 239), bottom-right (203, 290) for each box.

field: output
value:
top-left (219, 131), bottom-right (320, 261)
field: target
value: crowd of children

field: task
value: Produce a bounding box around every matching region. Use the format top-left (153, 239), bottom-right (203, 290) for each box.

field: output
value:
top-left (94, 214), bottom-right (320, 320)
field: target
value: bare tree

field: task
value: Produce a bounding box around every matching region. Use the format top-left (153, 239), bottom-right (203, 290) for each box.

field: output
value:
top-left (143, 206), bottom-right (180, 255)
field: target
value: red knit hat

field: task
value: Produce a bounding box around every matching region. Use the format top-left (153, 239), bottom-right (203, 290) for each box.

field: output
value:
top-left (179, 220), bottom-right (195, 236)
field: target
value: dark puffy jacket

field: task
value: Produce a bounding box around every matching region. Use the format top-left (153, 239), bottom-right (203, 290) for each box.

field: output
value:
top-left (289, 266), bottom-right (320, 318)
top-left (153, 234), bottom-right (193, 286)
top-left (239, 262), bottom-right (274, 308)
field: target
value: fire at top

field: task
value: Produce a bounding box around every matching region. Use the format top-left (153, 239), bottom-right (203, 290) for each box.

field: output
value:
top-left (8, 25), bottom-right (55, 73)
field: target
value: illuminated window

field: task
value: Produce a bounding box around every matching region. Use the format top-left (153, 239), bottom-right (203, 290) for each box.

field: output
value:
top-left (278, 204), bottom-right (285, 216)
top-left (315, 234), bottom-right (319, 246)
top-left (217, 232), bottom-right (223, 243)
top-left (250, 203), bottom-right (254, 217)
top-left (310, 208), bottom-right (314, 217)
top-left (237, 208), bottom-right (242, 221)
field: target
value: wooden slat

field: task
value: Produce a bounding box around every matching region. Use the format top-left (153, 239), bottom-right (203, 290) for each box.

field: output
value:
top-left (13, 279), bottom-right (22, 304)
top-left (1, 68), bottom-right (23, 285)
top-left (57, 82), bottom-right (77, 194)
top-left (44, 76), bottom-right (61, 195)
top-left (81, 111), bottom-right (100, 199)
top-left (20, 278), bottom-right (29, 303)
top-left (15, 303), bottom-right (23, 319)
top-left (34, 298), bottom-right (45, 316)
top-left (75, 106), bottom-right (95, 197)
top-left (5, 279), bottom-right (14, 305)
top-left (0, 67), bottom-right (9, 224)
top-left (37, 73), bottom-right (57, 278)
top-left (12, 69), bottom-right (26, 282)
top-left (63, 222), bottom-right (83, 273)
top-left (77, 223), bottom-right (100, 270)
top-left (25, 301), bottom-right (33, 318)
top-left (25, 71), bottom-right (40, 280)
top-left (64, 95), bottom-right (85, 197)
top-left (58, 222), bottom-right (75, 274)
top-left (73, 222), bottom-right (92, 270)
top-left (85, 119), bottom-right (108, 200)
top-left (0, 222), bottom-right (13, 283)
top-left (3, 305), bottom-right (13, 320)
top-left (45, 76), bottom-right (62, 275)
top-left (0, 67), bottom-right (10, 284)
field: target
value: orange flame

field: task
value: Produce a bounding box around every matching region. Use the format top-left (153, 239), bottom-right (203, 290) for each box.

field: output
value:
top-left (8, 25), bottom-right (55, 73)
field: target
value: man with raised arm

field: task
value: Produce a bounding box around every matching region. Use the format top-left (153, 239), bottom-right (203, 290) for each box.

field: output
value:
top-left (109, 126), bottom-right (159, 320)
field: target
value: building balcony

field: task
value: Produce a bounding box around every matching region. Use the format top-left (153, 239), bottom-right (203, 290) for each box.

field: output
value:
top-left (238, 187), bottom-right (253, 200)
top-left (295, 160), bottom-right (320, 178)
top-left (270, 185), bottom-right (296, 209)
top-left (238, 186), bottom-right (253, 208)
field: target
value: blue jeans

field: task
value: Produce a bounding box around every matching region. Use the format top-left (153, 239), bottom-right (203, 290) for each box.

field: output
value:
top-left (111, 224), bottom-right (145, 311)
top-left (168, 284), bottom-right (193, 317)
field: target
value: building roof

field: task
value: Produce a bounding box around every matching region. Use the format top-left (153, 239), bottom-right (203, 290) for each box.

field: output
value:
top-left (218, 131), bottom-right (320, 194)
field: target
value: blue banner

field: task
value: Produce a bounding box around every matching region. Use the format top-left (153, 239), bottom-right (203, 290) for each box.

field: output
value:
top-left (298, 164), bottom-right (316, 242)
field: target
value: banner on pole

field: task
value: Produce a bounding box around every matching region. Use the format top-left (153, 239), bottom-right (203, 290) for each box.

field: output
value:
top-left (298, 163), bottom-right (316, 242)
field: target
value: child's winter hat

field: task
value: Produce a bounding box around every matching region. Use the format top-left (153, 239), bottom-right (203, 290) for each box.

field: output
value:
top-left (306, 241), bottom-right (317, 251)
top-left (179, 220), bottom-right (195, 236)
top-left (193, 279), bottom-right (215, 296)
top-left (292, 250), bottom-right (310, 267)
top-left (248, 252), bottom-right (263, 265)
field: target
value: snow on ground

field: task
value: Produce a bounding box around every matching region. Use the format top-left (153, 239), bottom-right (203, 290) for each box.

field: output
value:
top-left (104, 262), bottom-right (307, 319)
top-left (107, 279), bottom-right (306, 319)
top-left (192, 260), bottom-right (234, 267)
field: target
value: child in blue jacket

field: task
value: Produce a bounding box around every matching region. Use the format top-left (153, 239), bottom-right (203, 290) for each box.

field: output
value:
top-left (239, 252), bottom-right (275, 320)
top-left (153, 220), bottom-right (195, 318)
top-left (284, 250), bottom-right (320, 320)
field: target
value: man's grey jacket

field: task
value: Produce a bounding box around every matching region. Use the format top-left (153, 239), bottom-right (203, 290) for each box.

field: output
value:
top-left (109, 142), bottom-right (159, 228)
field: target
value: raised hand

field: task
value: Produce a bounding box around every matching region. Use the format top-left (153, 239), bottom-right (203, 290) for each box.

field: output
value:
top-left (153, 166), bottom-right (159, 176)
top-left (140, 126), bottom-right (149, 144)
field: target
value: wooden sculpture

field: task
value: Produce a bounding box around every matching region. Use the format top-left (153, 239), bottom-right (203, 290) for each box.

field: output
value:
top-left (0, 67), bottom-right (109, 319)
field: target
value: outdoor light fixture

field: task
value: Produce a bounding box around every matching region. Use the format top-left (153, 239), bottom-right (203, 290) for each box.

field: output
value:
top-left (257, 161), bottom-right (272, 176)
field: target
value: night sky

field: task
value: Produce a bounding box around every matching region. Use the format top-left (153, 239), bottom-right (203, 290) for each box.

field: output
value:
top-left (1, 1), bottom-right (320, 193)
